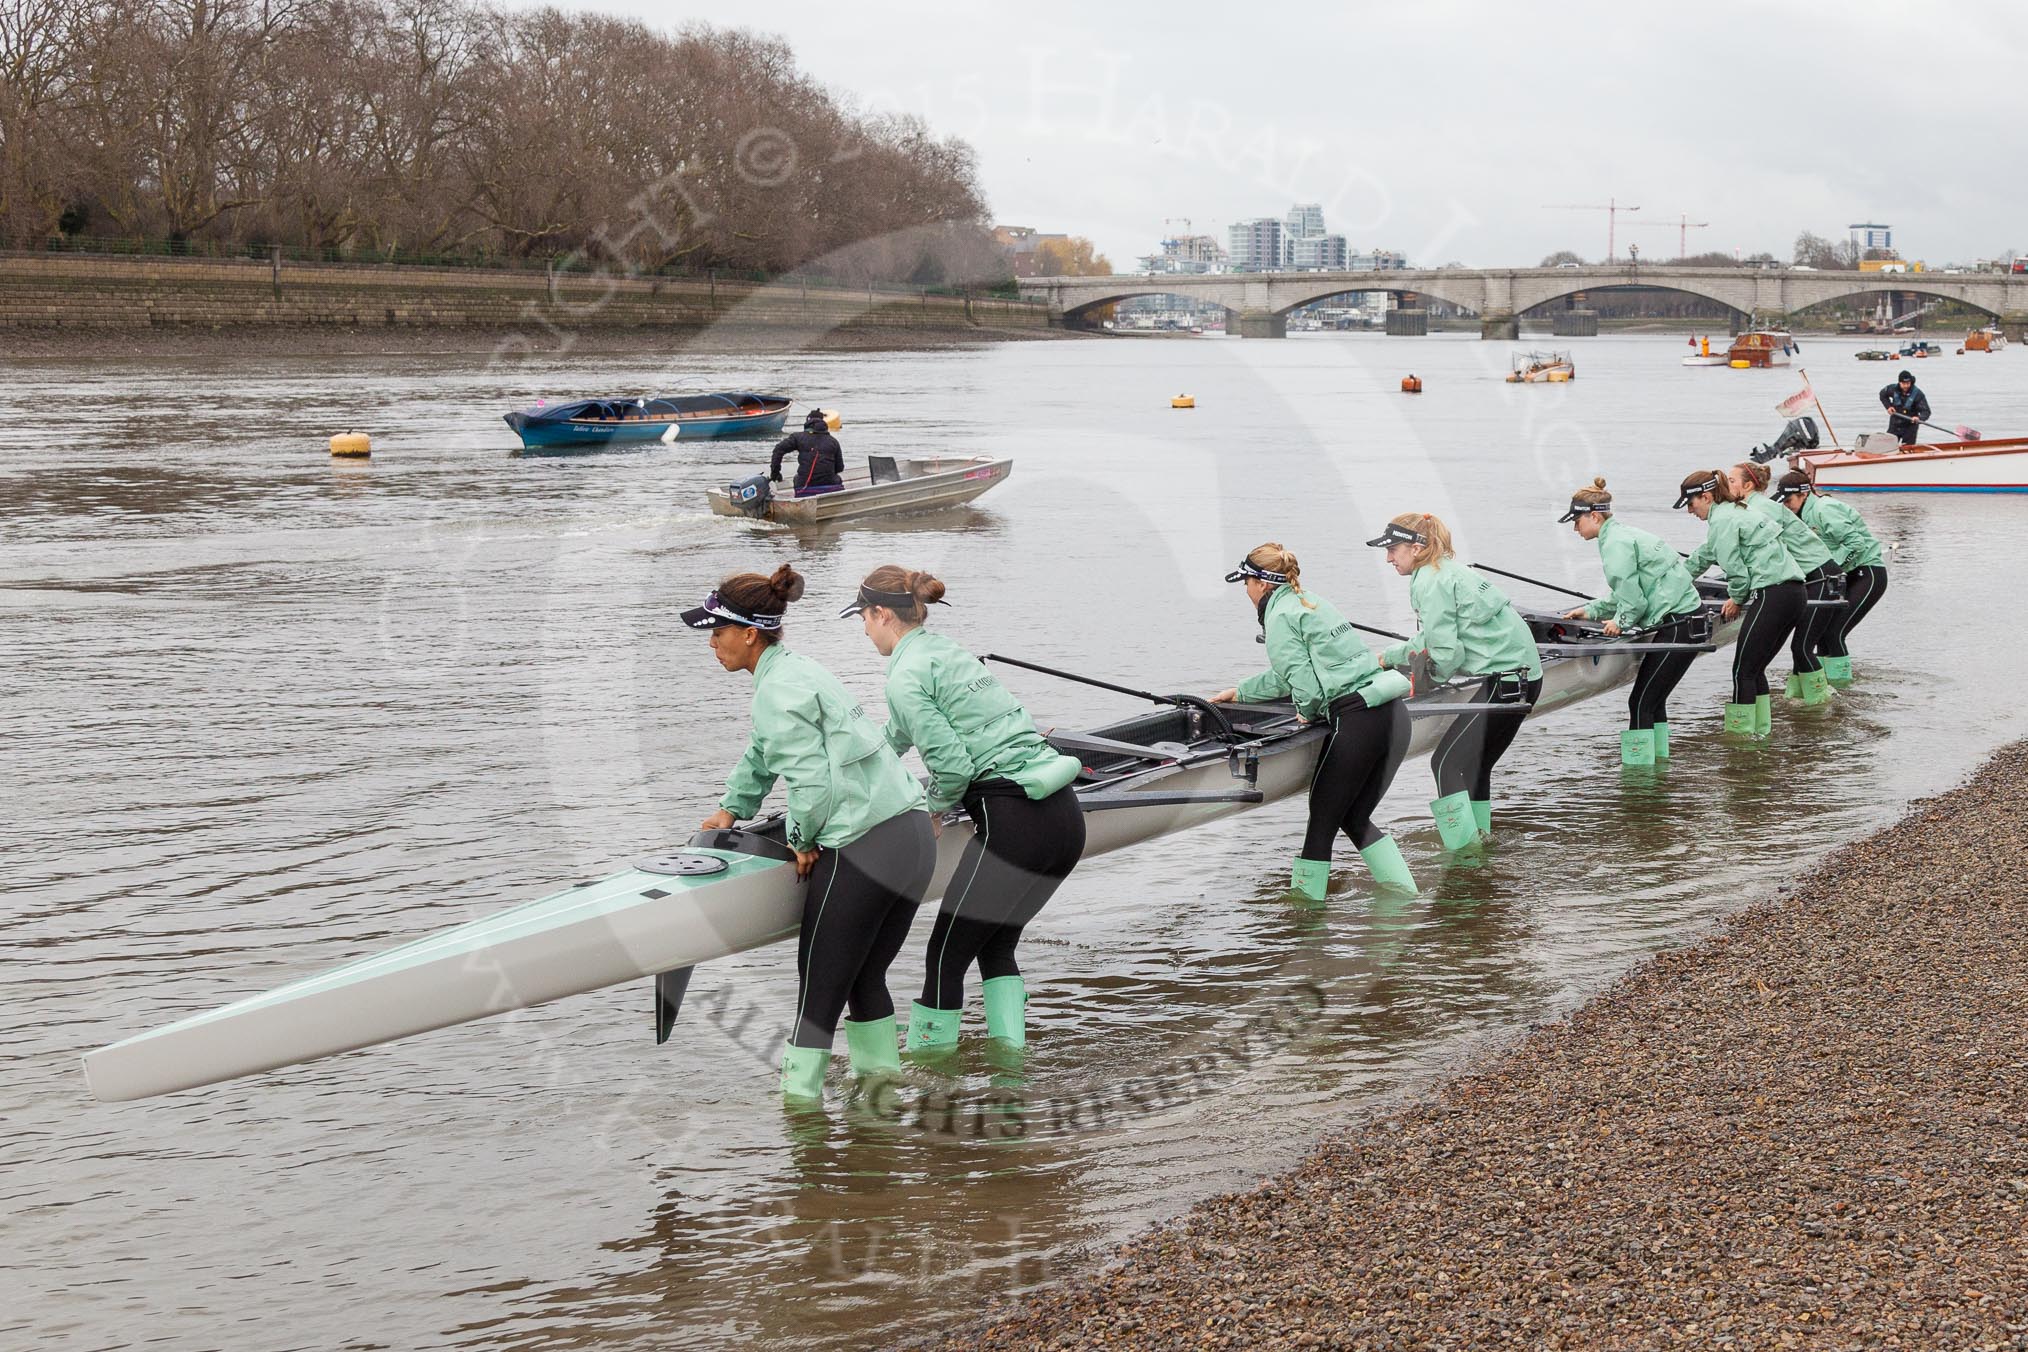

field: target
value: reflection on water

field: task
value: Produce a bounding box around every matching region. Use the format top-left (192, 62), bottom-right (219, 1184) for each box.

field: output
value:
top-left (2, 336), bottom-right (2023, 1349)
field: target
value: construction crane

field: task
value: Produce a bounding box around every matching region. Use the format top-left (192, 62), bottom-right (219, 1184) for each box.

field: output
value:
top-left (1631, 213), bottom-right (1711, 260)
top-left (1543, 198), bottom-right (1642, 262)
top-left (1163, 217), bottom-right (1193, 244)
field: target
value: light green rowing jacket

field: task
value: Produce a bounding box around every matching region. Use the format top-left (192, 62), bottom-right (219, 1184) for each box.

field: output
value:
top-left (719, 644), bottom-right (926, 851)
top-left (1379, 563), bottom-right (1543, 681)
top-left (1683, 501), bottom-right (1805, 601)
top-left (1747, 494), bottom-right (1834, 573)
top-left (1235, 585), bottom-right (1407, 721)
top-left (1581, 516), bottom-right (1703, 628)
top-left (1800, 494), bottom-right (1884, 569)
top-left (882, 628), bottom-right (1080, 813)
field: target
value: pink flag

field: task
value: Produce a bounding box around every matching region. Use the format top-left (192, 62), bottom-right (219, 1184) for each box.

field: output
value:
top-left (1775, 378), bottom-right (1815, 419)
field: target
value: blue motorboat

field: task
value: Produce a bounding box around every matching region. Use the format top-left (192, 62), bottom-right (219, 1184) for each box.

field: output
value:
top-left (504, 392), bottom-right (791, 449)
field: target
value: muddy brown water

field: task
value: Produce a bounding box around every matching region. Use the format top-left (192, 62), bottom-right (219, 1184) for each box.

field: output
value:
top-left (4, 333), bottom-right (2024, 1349)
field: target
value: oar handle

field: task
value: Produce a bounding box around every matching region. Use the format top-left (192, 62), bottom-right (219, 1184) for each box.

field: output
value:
top-left (984, 652), bottom-right (1165, 706)
top-left (1348, 620), bottom-right (1410, 642)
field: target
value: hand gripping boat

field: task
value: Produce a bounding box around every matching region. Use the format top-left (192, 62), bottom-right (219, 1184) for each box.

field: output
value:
top-left (83, 612), bottom-right (1731, 1103)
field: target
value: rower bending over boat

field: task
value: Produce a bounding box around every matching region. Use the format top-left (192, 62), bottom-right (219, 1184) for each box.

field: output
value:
top-left (1557, 478), bottom-right (1705, 766)
top-left (1773, 470), bottom-right (1888, 689)
top-left (769, 410), bottom-right (846, 496)
top-left (1369, 516), bottom-right (1544, 855)
top-left (1675, 472), bottom-right (1806, 740)
top-left (1732, 461), bottom-right (1839, 707)
top-left (689, 565), bottom-right (936, 1101)
top-left (1208, 544), bottom-right (1416, 901)
top-left (844, 567), bottom-right (1084, 1054)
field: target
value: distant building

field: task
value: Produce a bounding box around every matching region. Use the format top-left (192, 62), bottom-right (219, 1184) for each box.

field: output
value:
top-left (992, 225), bottom-right (1069, 278)
top-left (1290, 233), bottom-right (1348, 271)
top-left (1849, 222), bottom-right (1893, 255)
top-left (1228, 218), bottom-right (1288, 272)
top-left (1285, 203), bottom-right (1326, 240)
top-left (1349, 249), bottom-right (1407, 271)
top-left (1139, 232), bottom-right (1228, 276)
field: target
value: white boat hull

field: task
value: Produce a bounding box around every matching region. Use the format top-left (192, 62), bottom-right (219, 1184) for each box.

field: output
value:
top-left (707, 456), bottom-right (1011, 524)
top-left (1797, 437), bottom-right (2028, 492)
top-left (83, 630), bottom-right (1724, 1102)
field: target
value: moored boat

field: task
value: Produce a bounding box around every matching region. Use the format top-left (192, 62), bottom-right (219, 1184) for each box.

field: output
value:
top-left (1897, 340), bottom-right (1944, 359)
top-left (504, 392), bottom-right (791, 448)
top-left (1507, 350), bottom-right (1575, 383)
top-left (708, 454), bottom-right (1012, 525)
top-left (82, 610), bottom-right (1735, 1102)
top-left (1964, 326), bottom-right (2007, 353)
top-left (1724, 330), bottom-right (1795, 368)
top-left (1854, 349), bottom-right (1895, 361)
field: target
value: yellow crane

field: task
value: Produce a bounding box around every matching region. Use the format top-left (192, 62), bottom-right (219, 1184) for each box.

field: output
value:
top-left (1543, 198), bottom-right (1642, 262)
top-left (1631, 213), bottom-right (1712, 260)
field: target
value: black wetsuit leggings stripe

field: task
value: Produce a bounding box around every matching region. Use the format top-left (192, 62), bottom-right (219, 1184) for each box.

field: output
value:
top-left (791, 810), bottom-right (936, 1049)
top-left (1790, 566), bottom-right (1835, 674)
top-left (920, 785), bottom-right (1085, 1010)
top-left (1429, 675), bottom-right (1545, 800)
top-left (1818, 565), bottom-right (1888, 657)
top-left (1300, 697), bottom-right (1411, 861)
top-left (1626, 611), bottom-right (1702, 730)
top-left (1729, 580), bottom-right (1808, 703)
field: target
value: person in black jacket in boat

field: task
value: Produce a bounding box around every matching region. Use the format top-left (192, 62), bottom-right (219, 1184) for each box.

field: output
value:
top-left (1879, 371), bottom-right (1930, 446)
top-left (770, 410), bottom-right (846, 496)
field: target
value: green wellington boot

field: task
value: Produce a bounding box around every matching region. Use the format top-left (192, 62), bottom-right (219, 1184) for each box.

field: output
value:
top-left (1620, 728), bottom-right (1656, 767)
top-left (1800, 669), bottom-right (1833, 705)
top-left (1821, 655), bottom-right (1854, 688)
top-left (842, 1015), bottom-right (901, 1077)
top-left (780, 1042), bottom-right (828, 1101)
top-left (1430, 791), bottom-right (1480, 853)
top-left (1652, 722), bottom-right (1671, 759)
top-left (1358, 835), bottom-right (1417, 893)
top-left (904, 1001), bottom-right (960, 1052)
top-left (981, 975), bottom-right (1028, 1048)
top-left (1471, 800), bottom-right (1492, 838)
top-left (1754, 693), bottom-right (1773, 738)
top-left (1290, 857), bottom-right (1331, 901)
top-left (1723, 703), bottom-right (1756, 736)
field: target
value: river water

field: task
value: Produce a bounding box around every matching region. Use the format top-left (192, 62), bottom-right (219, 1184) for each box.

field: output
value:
top-left (4, 331), bottom-right (2024, 1349)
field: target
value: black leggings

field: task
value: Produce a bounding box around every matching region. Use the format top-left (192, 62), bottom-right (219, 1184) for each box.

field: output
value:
top-left (1301, 695), bottom-right (1411, 860)
top-left (791, 809), bottom-right (936, 1049)
top-left (1730, 581), bottom-right (1807, 703)
top-left (921, 784), bottom-right (1085, 1009)
top-left (1819, 565), bottom-right (1888, 657)
top-left (1430, 674), bottom-right (1543, 800)
top-left (1627, 611), bottom-right (1702, 730)
top-left (1790, 566), bottom-right (1836, 674)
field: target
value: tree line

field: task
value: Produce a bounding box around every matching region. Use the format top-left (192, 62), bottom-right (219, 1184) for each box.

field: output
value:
top-left (0, 0), bottom-right (1006, 284)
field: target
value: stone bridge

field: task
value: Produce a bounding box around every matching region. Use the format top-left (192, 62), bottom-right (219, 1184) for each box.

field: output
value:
top-left (1017, 265), bottom-right (2028, 338)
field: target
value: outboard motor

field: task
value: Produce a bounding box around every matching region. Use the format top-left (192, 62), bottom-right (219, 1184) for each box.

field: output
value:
top-left (1751, 415), bottom-right (1821, 463)
top-left (726, 473), bottom-right (772, 516)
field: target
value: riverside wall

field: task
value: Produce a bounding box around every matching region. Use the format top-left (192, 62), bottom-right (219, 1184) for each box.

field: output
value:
top-left (0, 253), bottom-right (1052, 339)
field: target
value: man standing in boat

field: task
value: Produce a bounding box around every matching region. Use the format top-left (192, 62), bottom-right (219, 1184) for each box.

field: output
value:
top-left (1878, 370), bottom-right (1930, 446)
top-left (770, 409), bottom-right (846, 495)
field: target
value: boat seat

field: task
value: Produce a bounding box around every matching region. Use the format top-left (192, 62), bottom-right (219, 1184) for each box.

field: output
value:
top-left (868, 455), bottom-right (901, 485)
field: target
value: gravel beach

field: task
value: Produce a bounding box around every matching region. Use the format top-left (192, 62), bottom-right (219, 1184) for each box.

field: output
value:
top-left (930, 741), bottom-right (2028, 1350)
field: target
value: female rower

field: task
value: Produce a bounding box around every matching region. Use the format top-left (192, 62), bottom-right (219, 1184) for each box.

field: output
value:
top-left (1556, 478), bottom-right (1704, 765)
top-left (1772, 469), bottom-right (1887, 688)
top-left (846, 566), bottom-right (1084, 1052)
top-left (691, 564), bottom-right (936, 1101)
top-left (1209, 543), bottom-right (1416, 898)
top-left (1368, 515), bottom-right (1544, 854)
top-left (1674, 471), bottom-right (1805, 738)
top-left (1730, 461), bottom-right (1839, 705)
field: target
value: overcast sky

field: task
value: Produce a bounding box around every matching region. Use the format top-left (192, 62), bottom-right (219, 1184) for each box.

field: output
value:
top-left (550, 0), bottom-right (2023, 270)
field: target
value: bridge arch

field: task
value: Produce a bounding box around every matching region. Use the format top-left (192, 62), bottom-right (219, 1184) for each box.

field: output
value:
top-left (1267, 278), bottom-right (1486, 316)
top-left (1791, 283), bottom-right (2003, 323)
top-left (1061, 285), bottom-right (1243, 325)
top-left (1519, 282), bottom-right (1749, 323)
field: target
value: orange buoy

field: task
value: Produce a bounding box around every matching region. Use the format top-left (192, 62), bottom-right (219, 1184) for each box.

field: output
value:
top-left (1401, 375), bottom-right (1422, 394)
top-left (1171, 395), bottom-right (1195, 409)
top-left (328, 431), bottom-right (371, 457)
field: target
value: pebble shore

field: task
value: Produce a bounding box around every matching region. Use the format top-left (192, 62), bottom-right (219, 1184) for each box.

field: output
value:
top-left (930, 741), bottom-right (2028, 1349)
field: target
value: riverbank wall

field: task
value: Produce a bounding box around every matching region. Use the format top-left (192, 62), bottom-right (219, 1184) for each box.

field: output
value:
top-left (0, 253), bottom-right (1053, 347)
top-left (930, 739), bottom-right (2028, 1349)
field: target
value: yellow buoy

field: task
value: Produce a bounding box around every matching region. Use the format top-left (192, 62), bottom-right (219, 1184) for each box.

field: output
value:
top-left (1728, 359), bottom-right (1751, 369)
top-left (824, 410), bottom-right (843, 431)
top-left (329, 431), bottom-right (371, 457)
top-left (1171, 395), bottom-right (1195, 409)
